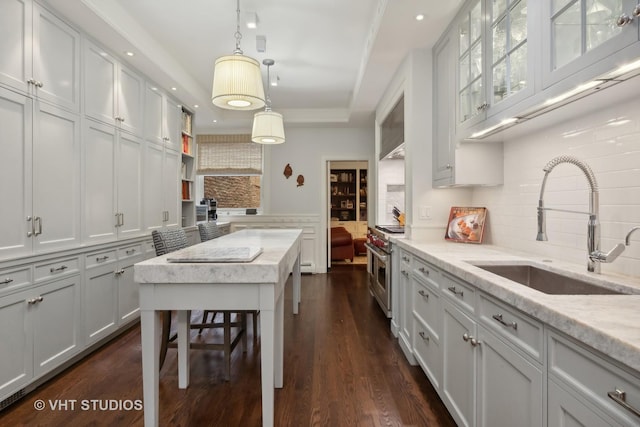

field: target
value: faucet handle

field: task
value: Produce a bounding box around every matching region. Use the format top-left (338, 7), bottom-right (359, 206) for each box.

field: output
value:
top-left (590, 243), bottom-right (625, 263)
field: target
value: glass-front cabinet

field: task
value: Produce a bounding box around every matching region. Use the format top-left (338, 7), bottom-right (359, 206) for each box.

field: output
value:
top-left (489, 0), bottom-right (533, 112)
top-left (543, 0), bottom-right (640, 87)
top-left (458, 0), bottom-right (485, 128)
top-left (457, 0), bottom-right (534, 129)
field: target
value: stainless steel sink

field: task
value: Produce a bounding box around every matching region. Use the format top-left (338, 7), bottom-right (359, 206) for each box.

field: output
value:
top-left (473, 264), bottom-right (624, 295)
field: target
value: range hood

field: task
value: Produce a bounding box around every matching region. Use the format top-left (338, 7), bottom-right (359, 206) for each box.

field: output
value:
top-left (380, 95), bottom-right (404, 159)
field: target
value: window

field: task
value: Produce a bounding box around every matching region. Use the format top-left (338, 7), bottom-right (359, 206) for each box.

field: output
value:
top-left (197, 134), bottom-right (262, 210)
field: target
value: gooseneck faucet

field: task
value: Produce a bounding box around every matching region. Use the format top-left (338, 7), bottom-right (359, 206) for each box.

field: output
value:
top-left (536, 155), bottom-right (624, 273)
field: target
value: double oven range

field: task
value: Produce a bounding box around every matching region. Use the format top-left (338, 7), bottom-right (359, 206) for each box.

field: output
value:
top-left (365, 226), bottom-right (404, 318)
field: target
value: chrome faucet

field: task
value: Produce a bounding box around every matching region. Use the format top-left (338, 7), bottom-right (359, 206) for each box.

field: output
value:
top-left (536, 155), bottom-right (624, 273)
top-left (626, 226), bottom-right (640, 245)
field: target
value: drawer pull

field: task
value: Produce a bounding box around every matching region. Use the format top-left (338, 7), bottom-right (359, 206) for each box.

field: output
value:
top-left (492, 314), bottom-right (518, 330)
top-left (96, 256), bottom-right (109, 262)
top-left (418, 290), bottom-right (429, 299)
top-left (1, 278), bottom-right (14, 285)
top-left (126, 249), bottom-right (136, 255)
top-left (448, 286), bottom-right (464, 297)
top-left (50, 265), bottom-right (68, 273)
top-left (402, 256), bottom-right (410, 262)
top-left (114, 268), bottom-right (126, 276)
top-left (27, 296), bottom-right (44, 305)
top-left (401, 270), bottom-right (409, 277)
top-left (419, 331), bottom-right (429, 342)
top-left (418, 267), bottom-right (429, 275)
top-left (608, 389), bottom-right (640, 418)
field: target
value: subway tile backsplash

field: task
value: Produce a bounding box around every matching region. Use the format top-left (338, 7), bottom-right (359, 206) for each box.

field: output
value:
top-left (472, 96), bottom-right (640, 278)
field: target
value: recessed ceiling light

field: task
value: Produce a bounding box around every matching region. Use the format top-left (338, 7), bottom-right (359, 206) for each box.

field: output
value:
top-left (213, 119), bottom-right (218, 123)
top-left (415, 14), bottom-right (425, 21)
top-left (171, 87), bottom-right (177, 91)
top-left (125, 51), bottom-right (134, 57)
top-left (194, 104), bottom-right (199, 108)
top-left (151, 87), bottom-right (157, 91)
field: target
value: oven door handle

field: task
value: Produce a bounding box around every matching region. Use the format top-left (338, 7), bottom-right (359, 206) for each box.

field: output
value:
top-left (365, 242), bottom-right (388, 262)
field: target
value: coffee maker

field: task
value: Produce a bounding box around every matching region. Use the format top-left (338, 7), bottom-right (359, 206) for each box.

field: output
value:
top-left (200, 198), bottom-right (217, 221)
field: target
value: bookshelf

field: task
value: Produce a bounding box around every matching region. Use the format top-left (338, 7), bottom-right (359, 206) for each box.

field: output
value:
top-left (330, 167), bottom-right (367, 237)
top-left (181, 107), bottom-right (195, 227)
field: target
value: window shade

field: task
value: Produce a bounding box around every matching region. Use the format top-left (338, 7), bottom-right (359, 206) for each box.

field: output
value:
top-left (197, 134), bottom-right (263, 175)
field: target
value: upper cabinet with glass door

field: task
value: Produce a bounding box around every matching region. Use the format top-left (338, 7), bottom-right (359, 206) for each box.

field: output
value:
top-left (488, 0), bottom-right (535, 115)
top-left (543, 0), bottom-right (640, 88)
top-left (457, 0), bottom-right (535, 129)
top-left (458, 0), bottom-right (486, 129)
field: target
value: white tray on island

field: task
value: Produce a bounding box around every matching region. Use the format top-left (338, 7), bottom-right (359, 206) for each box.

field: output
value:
top-left (167, 246), bottom-right (263, 263)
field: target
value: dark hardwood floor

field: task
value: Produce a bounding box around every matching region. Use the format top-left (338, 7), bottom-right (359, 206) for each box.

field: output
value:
top-left (0, 265), bottom-right (456, 426)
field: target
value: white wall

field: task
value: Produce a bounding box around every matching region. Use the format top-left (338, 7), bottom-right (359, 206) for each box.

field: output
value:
top-left (472, 91), bottom-right (640, 278)
top-left (263, 125), bottom-right (374, 216)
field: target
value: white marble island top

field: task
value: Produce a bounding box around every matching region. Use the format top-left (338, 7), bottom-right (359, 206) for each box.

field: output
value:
top-left (393, 238), bottom-right (640, 373)
top-left (135, 229), bottom-right (302, 285)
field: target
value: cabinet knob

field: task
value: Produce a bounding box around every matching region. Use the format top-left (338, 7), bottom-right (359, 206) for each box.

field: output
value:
top-left (616, 13), bottom-right (633, 27)
top-left (634, 5), bottom-right (640, 17)
top-left (27, 296), bottom-right (44, 305)
top-left (419, 331), bottom-right (430, 342)
top-left (418, 289), bottom-right (429, 299)
top-left (446, 164), bottom-right (452, 170)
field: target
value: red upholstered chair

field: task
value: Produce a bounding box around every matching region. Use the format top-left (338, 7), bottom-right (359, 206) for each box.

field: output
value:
top-left (331, 226), bottom-right (354, 262)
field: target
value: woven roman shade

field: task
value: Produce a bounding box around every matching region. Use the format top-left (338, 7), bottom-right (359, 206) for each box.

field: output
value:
top-left (197, 134), bottom-right (262, 175)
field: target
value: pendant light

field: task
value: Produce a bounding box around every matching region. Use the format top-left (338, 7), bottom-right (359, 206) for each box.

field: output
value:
top-left (252, 59), bottom-right (286, 144)
top-left (211, 0), bottom-right (265, 110)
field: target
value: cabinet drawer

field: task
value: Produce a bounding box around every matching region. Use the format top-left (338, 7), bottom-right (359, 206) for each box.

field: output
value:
top-left (85, 249), bottom-right (117, 270)
top-left (34, 257), bottom-right (80, 282)
top-left (548, 331), bottom-right (640, 426)
top-left (413, 315), bottom-right (442, 390)
top-left (118, 244), bottom-right (142, 260)
top-left (412, 278), bottom-right (441, 341)
top-left (399, 250), bottom-right (411, 265)
top-left (143, 239), bottom-right (156, 259)
top-left (0, 267), bottom-right (32, 293)
top-left (413, 257), bottom-right (440, 289)
top-left (441, 271), bottom-right (476, 314)
top-left (478, 293), bottom-right (543, 363)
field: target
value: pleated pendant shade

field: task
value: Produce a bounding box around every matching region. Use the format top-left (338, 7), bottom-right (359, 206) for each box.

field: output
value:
top-left (212, 54), bottom-right (265, 110)
top-left (252, 110), bottom-right (285, 144)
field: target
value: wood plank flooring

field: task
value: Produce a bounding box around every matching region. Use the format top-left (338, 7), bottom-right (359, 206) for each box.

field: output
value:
top-left (0, 265), bottom-right (455, 426)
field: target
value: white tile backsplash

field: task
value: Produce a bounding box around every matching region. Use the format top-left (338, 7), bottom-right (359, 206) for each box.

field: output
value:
top-left (473, 96), bottom-right (640, 278)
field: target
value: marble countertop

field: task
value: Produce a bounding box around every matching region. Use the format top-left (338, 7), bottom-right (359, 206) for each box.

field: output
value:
top-left (134, 229), bottom-right (302, 285)
top-left (392, 238), bottom-right (640, 372)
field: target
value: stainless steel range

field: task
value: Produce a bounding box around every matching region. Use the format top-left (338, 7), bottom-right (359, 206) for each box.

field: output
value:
top-left (365, 226), bottom-right (404, 317)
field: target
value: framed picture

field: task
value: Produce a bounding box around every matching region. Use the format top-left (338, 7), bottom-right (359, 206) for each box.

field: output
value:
top-left (445, 207), bottom-right (487, 243)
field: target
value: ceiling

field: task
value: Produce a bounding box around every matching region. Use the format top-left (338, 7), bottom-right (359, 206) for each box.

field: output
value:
top-left (43, 0), bottom-right (463, 132)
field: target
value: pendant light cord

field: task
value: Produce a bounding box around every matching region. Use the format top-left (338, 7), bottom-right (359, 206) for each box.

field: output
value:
top-left (234, 0), bottom-right (243, 54)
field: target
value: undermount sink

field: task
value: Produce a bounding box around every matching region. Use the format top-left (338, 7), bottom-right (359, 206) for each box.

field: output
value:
top-left (473, 264), bottom-right (624, 295)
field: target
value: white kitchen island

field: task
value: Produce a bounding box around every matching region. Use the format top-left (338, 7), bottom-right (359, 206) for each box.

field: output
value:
top-left (134, 228), bottom-right (303, 427)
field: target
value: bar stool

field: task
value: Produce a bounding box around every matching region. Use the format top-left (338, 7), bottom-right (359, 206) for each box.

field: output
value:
top-left (151, 228), bottom-right (247, 381)
top-left (197, 222), bottom-right (259, 335)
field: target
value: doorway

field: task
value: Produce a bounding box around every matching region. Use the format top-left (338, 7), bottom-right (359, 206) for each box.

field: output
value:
top-left (327, 160), bottom-right (368, 267)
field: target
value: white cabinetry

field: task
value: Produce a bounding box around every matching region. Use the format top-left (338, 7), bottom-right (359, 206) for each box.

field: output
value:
top-left (143, 142), bottom-right (181, 231)
top-left (144, 83), bottom-right (181, 153)
top-left (433, 23), bottom-right (504, 187)
top-left (397, 250), bottom-right (413, 359)
top-left (83, 243), bottom-right (143, 345)
top-left (442, 298), bottom-right (477, 427)
top-left (84, 40), bottom-right (143, 135)
top-left (548, 330), bottom-right (640, 427)
top-left (542, 0), bottom-right (640, 88)
top-left (83, 120), bottom-right (143, 243)
top-left (0, 87), bottom-right (80, 259)
top-left (0, 0), bottom-right (80, 112)
top-left (0, 273), bottom-right (80, 400)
